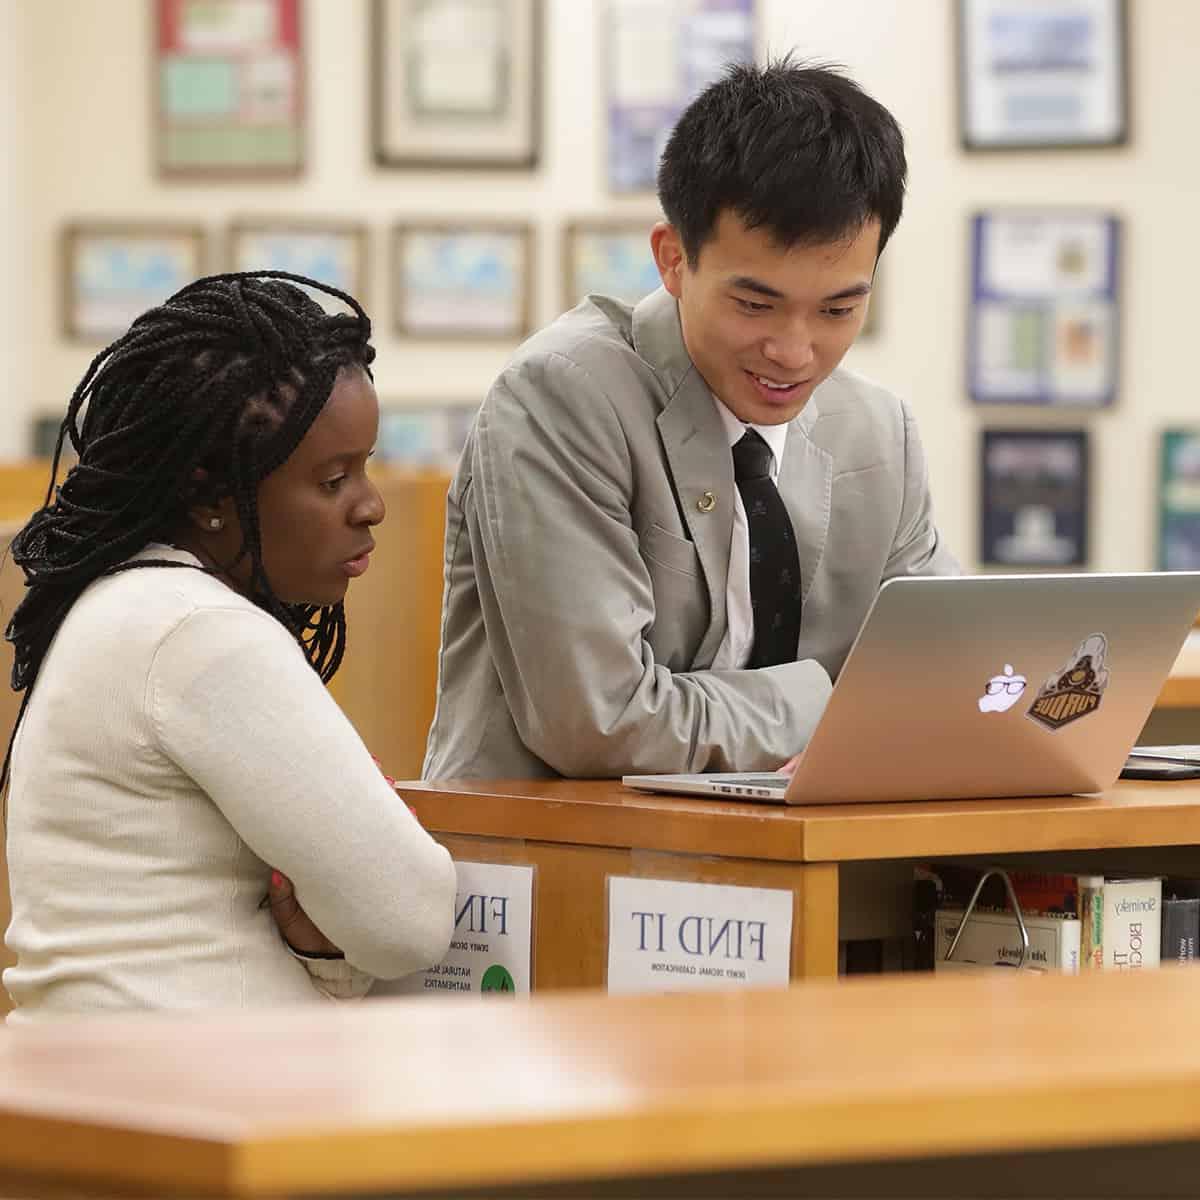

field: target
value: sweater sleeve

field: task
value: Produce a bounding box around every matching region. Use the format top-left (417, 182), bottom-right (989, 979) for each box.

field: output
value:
top-left (147, 603), bottom-right (457, 981)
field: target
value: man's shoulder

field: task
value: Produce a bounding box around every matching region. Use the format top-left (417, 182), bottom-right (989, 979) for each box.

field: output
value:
top-left (508, 295), bottom-right (644, 379)
top-left (813, 365), bottom-right (907, 417)
top-left (487, 296), bottom-right (668, 429)
top-left (794, 367), bottom-right (923, 476)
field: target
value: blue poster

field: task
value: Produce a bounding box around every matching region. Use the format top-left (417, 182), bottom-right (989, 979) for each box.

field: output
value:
top-left (607, 0), bottom-right (755, 193)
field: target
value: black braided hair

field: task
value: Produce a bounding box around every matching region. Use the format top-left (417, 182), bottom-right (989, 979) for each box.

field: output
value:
top-left (2, 271), bottom-right (376, 790)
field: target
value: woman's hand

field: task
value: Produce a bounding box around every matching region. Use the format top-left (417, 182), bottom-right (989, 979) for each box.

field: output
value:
top-left (267, 870), bottom-right (342, 956)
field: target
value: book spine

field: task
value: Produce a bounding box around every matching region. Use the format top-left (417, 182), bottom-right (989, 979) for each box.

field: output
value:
top-left (921, 863), bottom-right (1087, 918)
top-left (934, 908), bottom-right (1080, 973)
top-left (1161, 896), bottom-right (1200, 963)
top-left (1102, 878), bottom-right (1162, 970)
top-left (1078, 876), bottom-right (1104, 970)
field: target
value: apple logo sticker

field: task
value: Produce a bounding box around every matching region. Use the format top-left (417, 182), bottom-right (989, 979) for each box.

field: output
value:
top-left (978, 663), bottom-right (1027, 714)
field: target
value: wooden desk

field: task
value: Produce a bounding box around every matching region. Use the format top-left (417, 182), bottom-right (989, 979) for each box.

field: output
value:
top-left (402, 777), bottom-right (1200, 986)
top-left (1159, 630), bottom-right (1200, 708)
top-left (6, 969), bottom-right (1200, 1198)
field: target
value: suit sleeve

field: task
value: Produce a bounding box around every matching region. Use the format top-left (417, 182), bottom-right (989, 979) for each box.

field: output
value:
top-left (884, 397), bottom-right (959, 579)
top-left (464, 352), bottom-right (831, 777)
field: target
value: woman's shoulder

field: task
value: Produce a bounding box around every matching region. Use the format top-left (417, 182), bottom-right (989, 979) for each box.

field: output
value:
top-left (69, 545), bottom-right (282, 650)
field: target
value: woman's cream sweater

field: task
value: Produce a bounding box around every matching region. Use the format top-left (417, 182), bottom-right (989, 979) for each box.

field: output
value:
top-left (3, 547), bottom-right (455, 1020)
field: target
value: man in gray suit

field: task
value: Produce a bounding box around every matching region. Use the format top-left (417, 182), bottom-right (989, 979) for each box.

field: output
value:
top-left (424, 59), bottom-right (956, 780)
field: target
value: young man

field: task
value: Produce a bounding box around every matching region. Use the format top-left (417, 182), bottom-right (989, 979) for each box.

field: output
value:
top-left (424, 60), bottom-right (956, 780)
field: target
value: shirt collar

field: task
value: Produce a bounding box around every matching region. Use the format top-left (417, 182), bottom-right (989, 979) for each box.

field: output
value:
top-left (711, 394), bottom-right (791, 481)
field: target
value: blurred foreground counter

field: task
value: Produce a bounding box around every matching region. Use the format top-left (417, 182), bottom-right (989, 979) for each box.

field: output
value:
top-left (6, 969), bottom-right (1200, 1198)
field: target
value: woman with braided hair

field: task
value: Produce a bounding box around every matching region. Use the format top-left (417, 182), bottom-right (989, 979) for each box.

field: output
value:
top-left (2, 273), bottom-right (456, 1020)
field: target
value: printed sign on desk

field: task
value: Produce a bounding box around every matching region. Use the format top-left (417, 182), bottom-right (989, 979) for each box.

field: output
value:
top-left (384, 861), bottom-right (534, 996)
top-left (606, 876), bottom-right (792, 993)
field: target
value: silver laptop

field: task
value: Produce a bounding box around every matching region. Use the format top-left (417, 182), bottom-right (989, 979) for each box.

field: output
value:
top-left (623, 572), bottom-right (1200, 805)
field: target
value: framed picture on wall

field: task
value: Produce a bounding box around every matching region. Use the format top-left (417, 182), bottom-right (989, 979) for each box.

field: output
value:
top-left (155, 0), bottom-right (305, 176)
top-left (228, 220), bottom-right (368, 311)
top-left (968, 210), bottom-right (1120, 408)
top-left (392, 222), bottom-right (533, 339)
top-left (372, 0), bottom-right (541, 168)
top-left (1158, 430), bottom-right (1200, 571)
top-left (980, 429), bottom-right (1089, 568)
top-left (377, 402), bottom-right (479, 467)
top-left (605, 0), bottom-right (756, 193)
top-left (61, 223), bottom-right (205, 342)
top-left (562, 219), bottom-right (661, 311)
top-left (957, 0), bottom-right (1128, 150)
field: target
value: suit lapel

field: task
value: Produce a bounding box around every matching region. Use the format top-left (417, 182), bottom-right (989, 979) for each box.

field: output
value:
top-left (635, 290), bottom-right (732, 668)
top-left (777, 402), bottom-right (832, 613)
top-left (656, 382), bottom-right (733, 667)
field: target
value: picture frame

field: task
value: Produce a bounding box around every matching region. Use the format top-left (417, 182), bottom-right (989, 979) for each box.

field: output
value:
top-left (372, 0), bottom-right (541, 169)
top-left (980, 429), bottom-right (1089, 568)
top-left (968, 210), bottom-right (1120, 408)
top-left (605, 0), bottom-right (756, 193)
top-left (392, 222), bottom-right (533, 340)
top-left (1158, 430), bottom-right (1200, 572)
top-left (562, 219), bottom-right (661, 311)
top-left (957, 0), bottom-right (1128, 151)
top-left (376, 402), bottom-right (480, 468)
top-left (155, 0), bottom-right (305, 177)
top-left (228, 220), bottom-right (369, 310)
top-left (61, 223), bottom-right (206, 342)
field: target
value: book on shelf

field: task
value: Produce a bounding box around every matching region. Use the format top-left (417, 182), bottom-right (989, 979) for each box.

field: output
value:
top-left (1161, 881), bottom-right (1200, 963)
top-left (934, 907), bottom-right (1080, 973)
top-left (920, 863), bottom-right (1084, 918)
top-left (919, 865), bottom-right (1163, 971)
top-left (1079, 876), bottom-right (1162, 970)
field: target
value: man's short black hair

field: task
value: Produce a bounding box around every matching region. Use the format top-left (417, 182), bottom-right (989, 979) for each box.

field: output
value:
top-left (657, 57), bottom-right (906, 266)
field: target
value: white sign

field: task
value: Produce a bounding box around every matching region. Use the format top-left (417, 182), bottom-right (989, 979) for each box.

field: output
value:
top-left (606, 876), bottom-right (793, 994)
top-left (383, 861), bottom-right (534, 997)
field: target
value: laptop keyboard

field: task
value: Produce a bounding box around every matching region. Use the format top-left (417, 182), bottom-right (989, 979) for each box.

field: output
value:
top-left (1129, 745), bottom-right (1200, 764)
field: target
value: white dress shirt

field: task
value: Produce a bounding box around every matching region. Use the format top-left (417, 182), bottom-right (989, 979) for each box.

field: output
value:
top-left (710, 397), bottom-right (791, 670)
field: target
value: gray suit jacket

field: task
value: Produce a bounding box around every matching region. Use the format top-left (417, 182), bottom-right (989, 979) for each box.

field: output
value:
top-left (423, 289), bottom-right (957, 779)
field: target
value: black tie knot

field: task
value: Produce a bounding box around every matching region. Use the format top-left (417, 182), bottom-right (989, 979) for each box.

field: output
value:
top-left (732, 428), bottom-right (773, 482)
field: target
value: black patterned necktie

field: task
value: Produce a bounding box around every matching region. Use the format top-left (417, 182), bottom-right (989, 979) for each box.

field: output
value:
top-left (732, 428), bottom-right (803, 668)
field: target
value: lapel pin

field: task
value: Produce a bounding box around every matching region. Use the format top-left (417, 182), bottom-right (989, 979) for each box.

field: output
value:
top-left (697, 491), bottom-right (716, 512)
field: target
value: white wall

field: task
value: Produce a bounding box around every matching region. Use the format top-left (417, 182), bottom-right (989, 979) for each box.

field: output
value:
top-left (0, 0), bottom-right (31, 460)
top-left (11, 0), bottom-right (1200, 569)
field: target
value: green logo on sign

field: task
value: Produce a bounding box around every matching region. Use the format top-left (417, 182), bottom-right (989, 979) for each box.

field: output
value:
top-left (480, 964), bottom-right (515, 992)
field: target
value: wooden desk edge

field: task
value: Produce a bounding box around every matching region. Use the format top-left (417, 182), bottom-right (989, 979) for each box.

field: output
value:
top-left (5, 1070), bottom-right (1200, 1197)
top-left (405, 780), bottom-right (1200, 866)
top-left (9, 973), bottom-right (1200, 1196)
top-left (401, 780), bottom-right (811, 862)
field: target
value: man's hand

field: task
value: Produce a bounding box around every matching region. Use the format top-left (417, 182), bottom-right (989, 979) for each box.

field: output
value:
top-left (778, 752), bottom-right (804, 777)
top-left (267, 870), bottom-right (342, 956)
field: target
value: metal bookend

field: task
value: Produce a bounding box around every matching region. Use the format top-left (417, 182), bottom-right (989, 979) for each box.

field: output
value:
top-left (942, 868), bottom-right (1030, 969)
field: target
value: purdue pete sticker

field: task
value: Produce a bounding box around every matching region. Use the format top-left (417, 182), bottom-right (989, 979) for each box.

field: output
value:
top-left (1027, 634), bottom-right (1110, 731)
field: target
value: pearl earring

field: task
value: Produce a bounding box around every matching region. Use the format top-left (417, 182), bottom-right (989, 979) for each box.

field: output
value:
top-left (207, 517), bottom-right (224, 531)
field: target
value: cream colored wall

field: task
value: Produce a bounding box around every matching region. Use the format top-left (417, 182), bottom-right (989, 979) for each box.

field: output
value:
top-left (10, 0), bottom-right (1200, 569)
top-left (0, 1), bottom-right (32, 462)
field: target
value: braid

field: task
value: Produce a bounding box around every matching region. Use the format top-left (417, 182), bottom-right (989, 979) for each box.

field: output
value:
top-left (2, 271), bottom-right (375, 790)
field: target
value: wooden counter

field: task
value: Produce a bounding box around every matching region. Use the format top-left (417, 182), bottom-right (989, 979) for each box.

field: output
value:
top-left (1159, 630), bottom-right (1200, 707)
top-left (5, 968), bottom-right (1200, 1198)
top-left (402, 777), bottom-right (1200, 986)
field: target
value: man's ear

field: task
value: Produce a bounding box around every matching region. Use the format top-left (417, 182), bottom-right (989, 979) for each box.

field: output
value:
top-left (650, 222), bottom-right (688, 299)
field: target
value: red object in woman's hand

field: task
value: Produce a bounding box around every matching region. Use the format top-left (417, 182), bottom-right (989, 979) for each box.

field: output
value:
top-left (371, 753), bottom-right (417, 817)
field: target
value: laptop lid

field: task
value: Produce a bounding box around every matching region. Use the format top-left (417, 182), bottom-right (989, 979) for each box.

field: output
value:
top-left (783, 572), bottom-right (1200, 805)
